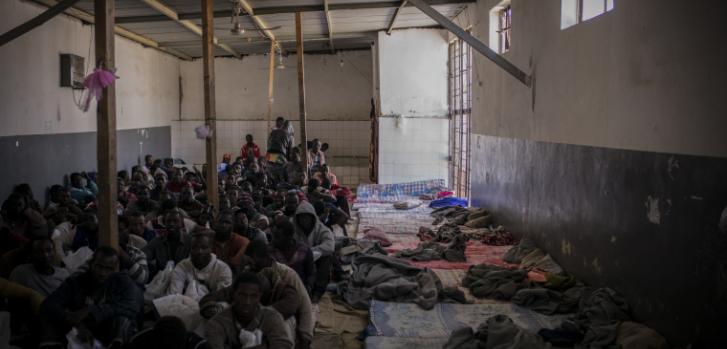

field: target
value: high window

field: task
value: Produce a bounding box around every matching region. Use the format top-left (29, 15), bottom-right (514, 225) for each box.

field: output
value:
top-left (561, 0), bottom-right (614, 29)
top-left (448, 37), bottom-right (472, 198)
top-left (489, 0), bottom-right (512, 54)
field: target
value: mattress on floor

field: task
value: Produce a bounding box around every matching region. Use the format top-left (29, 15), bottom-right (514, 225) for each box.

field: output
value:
top-left (368, 300), bottom-right (568, 338)
top-left (358, 211), bottom-right (435, 235)
top-left (355, 179), bottom-right (446, 203)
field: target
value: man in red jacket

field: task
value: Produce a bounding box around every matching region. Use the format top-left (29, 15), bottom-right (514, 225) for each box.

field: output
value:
top-left (240, 134), bottom-right (261, 164)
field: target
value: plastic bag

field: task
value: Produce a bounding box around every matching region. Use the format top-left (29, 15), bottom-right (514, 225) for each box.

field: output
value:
top-left (66, 327), bottom-right (103, 349)
top-left (238, 328), bottom-right (262, 348)
top-left (63, 247), bottom-right (94, 274)
top-left (184, 278), bottom-right (210, 303)
top-left (153, 294), bottom-right (202, 331)
top-left (144, 261), bottom-right (175, 301)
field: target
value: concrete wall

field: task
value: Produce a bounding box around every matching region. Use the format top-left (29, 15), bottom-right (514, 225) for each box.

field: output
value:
top-left (454, 0), bottom-right (727, 345)
top-left (453, 0), bottom-right (727, 157)
top-left (175, 50), bottom-right (373, 187)
top-left (375, 29), bottom-right (450, 184)
top-left (179, 51), bottom-right (372, 121)
top-left (0, 0), bottom-right (178, 199)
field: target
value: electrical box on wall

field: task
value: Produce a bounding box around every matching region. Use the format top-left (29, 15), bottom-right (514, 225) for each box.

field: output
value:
top-left (60, 53), bottom-right (85, 89)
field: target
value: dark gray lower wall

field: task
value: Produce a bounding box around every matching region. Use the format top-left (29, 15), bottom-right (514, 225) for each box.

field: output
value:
top-left (469, 133), bottom-right (727, 347)
top-left (0, 126), bottom-right (171, 203)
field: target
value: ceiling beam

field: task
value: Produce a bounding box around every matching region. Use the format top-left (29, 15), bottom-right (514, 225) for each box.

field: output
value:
top-left (238, 0), bottom-right (282, 52)
top-left (28, 0), bottom-right (192, 60)
top-left (115, 0), bottom-right (475, 23)
top-left (138, 0), bottom-right (241, 58)
top-left (386, 0), bottom-right (407, 35)
top-left (1, 0), bottom-right (80, 47)
top-left (323, 0), bottom-right (334, 52)
top-left (407, 0), bottom-right (531, 86)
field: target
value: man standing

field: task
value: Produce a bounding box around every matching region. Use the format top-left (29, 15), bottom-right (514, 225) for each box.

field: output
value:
top-left (240, 134), bottom-right (261, 164)
top-left (205, 273), bottom-right (293, 349)
top-left (40, 247), bottom-right (143, 348)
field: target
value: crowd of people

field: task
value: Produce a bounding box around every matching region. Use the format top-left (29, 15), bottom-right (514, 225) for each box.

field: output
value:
top-left (0, 116), bottom-right (354, 349)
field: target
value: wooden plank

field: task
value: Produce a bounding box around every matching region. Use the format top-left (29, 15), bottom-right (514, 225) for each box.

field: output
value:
top-left (407, 0), bottom-right (531, 86)
top-left (386, 0), bottom-right (407, 35)
top-left (323, 0), bottom-right (334, 52)
top-left (0, 0), bottom-right (80, 47)
top-left (116, 0), bottom-right (476, 23)
top-left (139, 0), bottom-right (241, 58)
top-left (267, 40), bottom-right (276, 131)
top-left (94, 0), bottom-right (118, 249)
top-left (202, 0), bottom-right (219, 212)
top-left (295, 12), bottom-right (308, 173)
top-left (29, 0), bottom-right (192, 60)
top-left (239, 0), bottom-right (281, 52)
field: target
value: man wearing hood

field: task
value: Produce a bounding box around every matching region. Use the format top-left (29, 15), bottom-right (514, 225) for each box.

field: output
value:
top-left (291, 201), bottom-right (334, 303)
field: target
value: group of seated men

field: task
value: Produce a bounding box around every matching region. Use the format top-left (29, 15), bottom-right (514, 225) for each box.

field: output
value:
top-left (0, 122), bottom-right (353, 349)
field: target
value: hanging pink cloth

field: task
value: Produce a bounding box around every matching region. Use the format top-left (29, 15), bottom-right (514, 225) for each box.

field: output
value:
top-left (81, 67), bottom-right (117, 112)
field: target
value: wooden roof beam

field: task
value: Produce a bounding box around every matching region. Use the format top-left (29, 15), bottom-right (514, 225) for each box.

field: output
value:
top-left (386, 0), bottom-right (407, 35)
top-left (237, 0), bottom-right (282, 52)
top-left (323, 0), bottom-right (334, 52)
top-left (28, 0), bottom-right (192, 60)
top-left (139, 0), bottom-right (241, 59)
top-left (115, 0), bottom-right (476, 23)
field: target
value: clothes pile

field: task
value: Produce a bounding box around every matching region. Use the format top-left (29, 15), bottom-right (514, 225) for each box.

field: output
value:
top-left (395, 235), bottom-right (467, 262)
top-left (462, 264), bottom-right (530, 300)
top-left (504, 238), bottom-right (564, 274)
top-left (444, 314), bottom-right (550, 349)
top-left (338, 254), bottom-right (441, 310)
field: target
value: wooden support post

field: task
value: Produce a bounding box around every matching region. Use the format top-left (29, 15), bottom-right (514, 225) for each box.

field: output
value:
top-left (295, 12), bottom-right (308, 174)
top-left (267, 40), bottom-right (275, 131)
top-left (94, 0), bottom-right (118, 248)
top-left (202, 0), bottom-right (219, 212)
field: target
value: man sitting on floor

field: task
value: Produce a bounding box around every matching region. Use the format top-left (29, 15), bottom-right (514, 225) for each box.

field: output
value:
top-left (168, 232), bottom-right (232, 301)
top-left (199, 240), bottom-right (313, 349)
top-left (205, 272), bottom-right (293, 349)
top-left (212, 212), bottom-right (250, 271)
top-left (269, 219), bottom-right (315, 293)
top-left (9, 237), bottom-right (69, 297)
top-left (233, 209), bottom-right (267, 244)
top-left (292, 201), bottom-right (334, 303)
top-left (68, 172), bottom-right (97, 208)
top-left (39, 246), bottom-right (143, 348)
top-left (128, 315), bottom-right (210, 349)
top-left (143, 210), bottom-right (190, 278)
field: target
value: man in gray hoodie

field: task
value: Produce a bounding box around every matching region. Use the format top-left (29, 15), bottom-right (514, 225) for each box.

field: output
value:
top-left (292, 201), bottom-right (334, 303)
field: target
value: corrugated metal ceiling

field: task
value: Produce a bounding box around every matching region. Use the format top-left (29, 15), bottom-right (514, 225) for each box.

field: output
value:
top-left (70, 0), bottom-right (469, 58)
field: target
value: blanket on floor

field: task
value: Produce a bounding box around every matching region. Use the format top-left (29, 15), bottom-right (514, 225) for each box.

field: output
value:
top-left (338, 254), bottom-right (441, 310)
top-left (368, 300), bottom-right (568, 338)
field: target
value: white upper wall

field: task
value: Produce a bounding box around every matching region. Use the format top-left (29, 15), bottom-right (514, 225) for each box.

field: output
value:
top-left (375, 28), bottom-right (450, 185)
top-left (377, 29), bottom-right (449, 117)
top-left (179, 50), bottom-right (372, 121)
top-left (0, 0), bottom-right (179, 137)
top-left (453, 0), bottom-right (727, 157)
